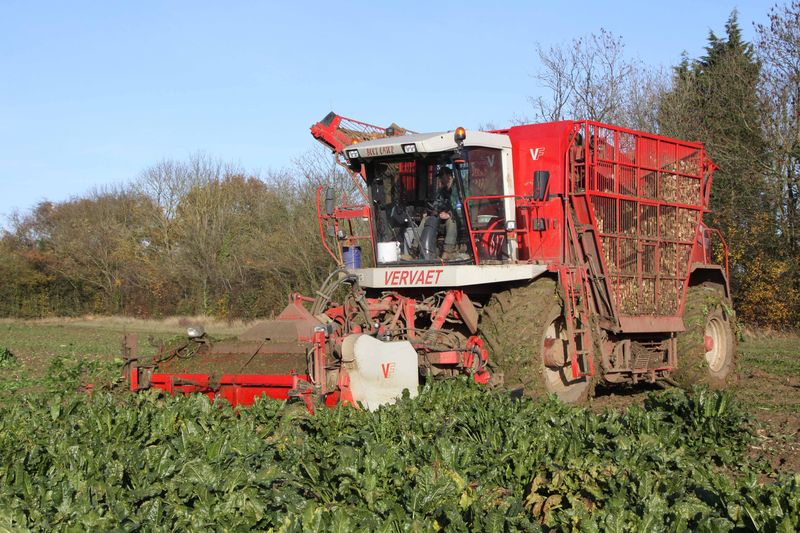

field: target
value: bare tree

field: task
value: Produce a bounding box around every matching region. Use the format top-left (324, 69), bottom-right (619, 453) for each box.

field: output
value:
top-left (755, 1), bottom-right (800, 322)
top-left (756, 1), bottom-right (800, 258)
top-left (529, 29), bottom-right (668, 131)
top-left (529, 42), bottom-right (576, 122)
top-left (624, 65), bottom-right (670, 132)
top-left (294, 143), bottom-right (364, 203)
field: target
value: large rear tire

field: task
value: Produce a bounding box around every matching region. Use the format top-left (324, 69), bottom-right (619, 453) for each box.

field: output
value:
top-left (674, 285), bottom-right (736, 388)
top-left (479, 277), bottom-right (591, 403)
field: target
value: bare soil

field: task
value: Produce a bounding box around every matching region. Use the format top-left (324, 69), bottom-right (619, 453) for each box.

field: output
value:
top-left (154, 343), bottom-right (308, 376)
top-left (590, 334), bottom-right (800, 476)
top-left (736, 367), bottom-right (800, 475)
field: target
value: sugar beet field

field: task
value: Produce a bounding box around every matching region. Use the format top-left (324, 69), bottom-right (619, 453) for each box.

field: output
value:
top-left (0, 318), bottom-right (798, 531)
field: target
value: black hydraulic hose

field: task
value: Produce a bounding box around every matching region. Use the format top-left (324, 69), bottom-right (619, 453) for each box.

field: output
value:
top-left (355, 292), bottom-right (373, 331)
top-left (310, 268), bottom-right (348, 315)
top-left (310, 267), bottom-right (380, 334)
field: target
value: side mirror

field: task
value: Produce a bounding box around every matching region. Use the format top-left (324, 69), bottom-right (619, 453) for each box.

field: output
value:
top-left (533, 170), bottom-right (550, 201)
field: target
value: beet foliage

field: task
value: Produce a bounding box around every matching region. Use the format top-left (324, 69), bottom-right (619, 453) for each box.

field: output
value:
top-left (0, 378), bottom-right (797, 531)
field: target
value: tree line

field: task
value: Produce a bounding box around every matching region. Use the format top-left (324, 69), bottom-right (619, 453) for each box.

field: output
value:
top-left (1, 3), bottom-right (798, 327)
top-left (0, 151), bottom-right (344, 318)
top-left (529, 4), bottom-right (800, 327)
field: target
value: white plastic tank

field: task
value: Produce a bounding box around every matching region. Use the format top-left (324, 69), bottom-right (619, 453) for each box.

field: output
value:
top-left (376, 241), bottom-right (400, 263)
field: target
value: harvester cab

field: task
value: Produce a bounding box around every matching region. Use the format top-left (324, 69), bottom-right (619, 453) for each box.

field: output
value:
top-left (341, 127), bottom-right (517, 265)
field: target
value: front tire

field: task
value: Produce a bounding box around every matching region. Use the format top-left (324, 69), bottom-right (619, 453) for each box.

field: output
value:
top-left (479, 277), bottom-right (591, 403)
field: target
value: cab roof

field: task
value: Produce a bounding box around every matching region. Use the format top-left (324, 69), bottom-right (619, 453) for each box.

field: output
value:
top-left (347, 130), bottom-right (511, 160)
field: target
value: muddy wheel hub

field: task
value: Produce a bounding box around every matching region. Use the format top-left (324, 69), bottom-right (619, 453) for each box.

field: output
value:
top-left (542, 317), bottom-right (573, 393)
top-left (704, 317), bottom-right (727, 373)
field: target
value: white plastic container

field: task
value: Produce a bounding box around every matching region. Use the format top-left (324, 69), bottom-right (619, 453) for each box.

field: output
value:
top-left (376, 241), bottom-right (400, 263)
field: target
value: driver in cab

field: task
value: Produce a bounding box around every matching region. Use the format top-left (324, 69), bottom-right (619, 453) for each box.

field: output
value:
top-left (434, 167), bottom-right (468, 260)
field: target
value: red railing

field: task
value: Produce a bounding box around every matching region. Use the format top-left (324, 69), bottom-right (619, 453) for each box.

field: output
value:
top-left (316, 186), bottom-right (373, 266)
top-left (463, 194), bottom-right (550, 265)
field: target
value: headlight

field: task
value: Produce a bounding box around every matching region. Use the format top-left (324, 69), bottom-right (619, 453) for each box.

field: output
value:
top-left (346, 149), bottom-right (359, 159)
top-left (401, 143), bottom-right (417, 154)
top-left (186, 325), bottom-right (206, 339)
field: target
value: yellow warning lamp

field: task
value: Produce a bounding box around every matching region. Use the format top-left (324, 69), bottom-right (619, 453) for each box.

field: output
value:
top-left (453, 127), bottom-right (467, 162)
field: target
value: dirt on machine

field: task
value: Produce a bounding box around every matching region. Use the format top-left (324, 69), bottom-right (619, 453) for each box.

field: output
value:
top-left (122, 111), bottom-right (736, 410)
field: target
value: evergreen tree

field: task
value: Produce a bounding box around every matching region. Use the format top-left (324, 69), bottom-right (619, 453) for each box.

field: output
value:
top-left (659, 11), bottom-right (778, 323)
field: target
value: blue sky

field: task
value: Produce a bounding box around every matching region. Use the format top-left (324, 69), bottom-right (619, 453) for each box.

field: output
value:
top-left (0, 1), bottom-right (771, 223)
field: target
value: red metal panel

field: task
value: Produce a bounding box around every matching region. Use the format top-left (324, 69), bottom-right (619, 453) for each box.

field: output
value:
top-left (506, 121), bottom-right (574, 263)
top-left (145, 372), bottom-right (309, 406)
top-left (618, 316), bottom-right (685, 333)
